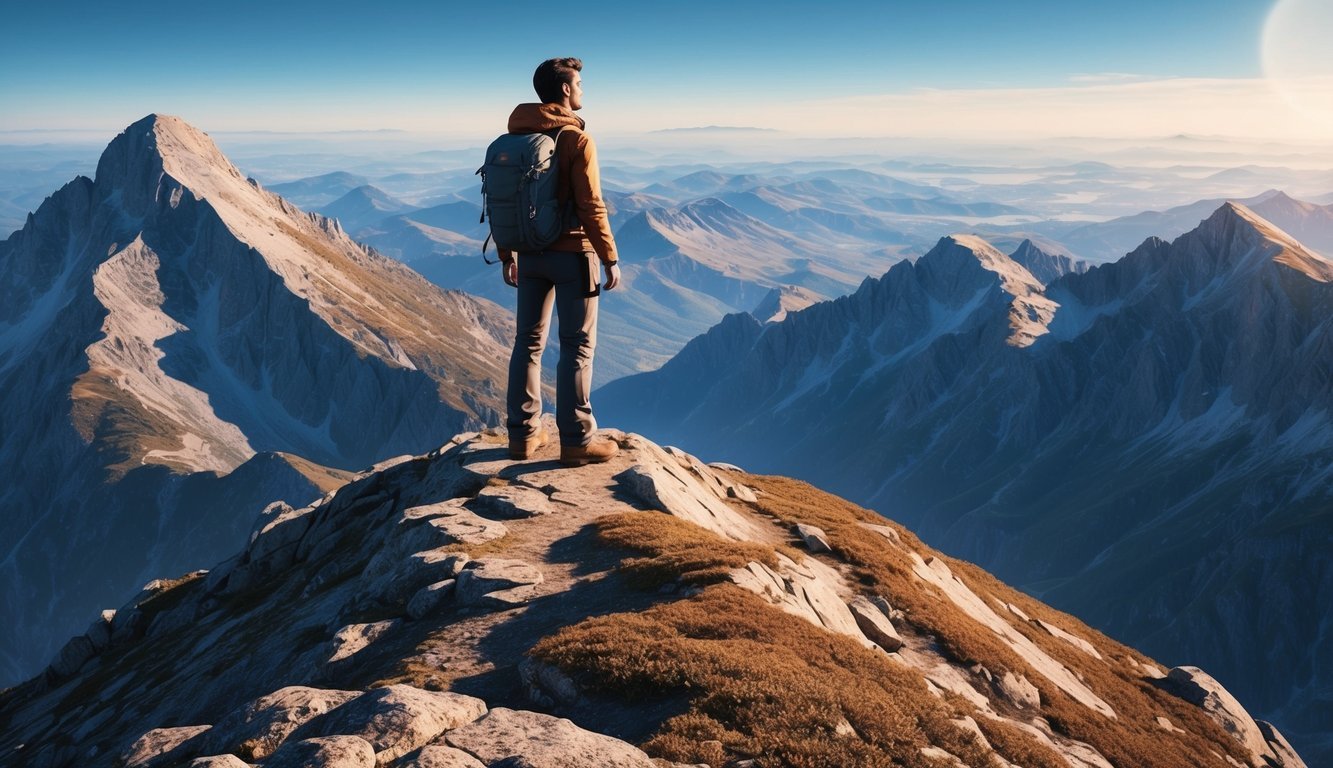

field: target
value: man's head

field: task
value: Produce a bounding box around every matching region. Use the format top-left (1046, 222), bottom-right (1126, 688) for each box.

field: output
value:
top-left (533, 57), bottom-right (583, 110)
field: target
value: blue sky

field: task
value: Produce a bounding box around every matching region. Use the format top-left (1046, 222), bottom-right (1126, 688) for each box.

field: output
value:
top-left (2, 0), bottom-right (1325, 142)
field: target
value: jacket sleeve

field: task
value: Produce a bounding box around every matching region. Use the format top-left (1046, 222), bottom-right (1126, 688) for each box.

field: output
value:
top-left (570, 133), bottom-right (619, 265)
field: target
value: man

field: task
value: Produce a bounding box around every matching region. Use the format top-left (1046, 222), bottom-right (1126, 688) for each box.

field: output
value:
top-left (501, 57), bottom-right (622, 466)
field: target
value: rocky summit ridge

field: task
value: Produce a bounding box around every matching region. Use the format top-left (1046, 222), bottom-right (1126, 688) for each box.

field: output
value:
top-left (0, 426), bottom-right (1305, 768)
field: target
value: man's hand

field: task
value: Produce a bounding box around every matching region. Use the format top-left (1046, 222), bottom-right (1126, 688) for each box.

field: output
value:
top-left (503, 259), bottom-right (518, 287)
top-left (603, 261), bottom-right (621, 291)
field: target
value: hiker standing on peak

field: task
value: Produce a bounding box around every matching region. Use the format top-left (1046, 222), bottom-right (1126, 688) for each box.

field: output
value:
top-left (495, 57), bottom-right (621, 466)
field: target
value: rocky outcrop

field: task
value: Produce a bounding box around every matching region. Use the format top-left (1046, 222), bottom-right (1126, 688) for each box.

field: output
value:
top-left (1160, 667), bottom-right (1308, 768)
top-left (444, 708), bottom-right (658, 768)
top-left (265, 735), bottom-right (376, 768)
top-left (120, 726), bottom-right (211, 768)
top-left (0, 430), bottom-right (1305, 768)
top-left (287, 685), bottom-right (486, 765)
top-left (198, 685), bottom-right (360, 760)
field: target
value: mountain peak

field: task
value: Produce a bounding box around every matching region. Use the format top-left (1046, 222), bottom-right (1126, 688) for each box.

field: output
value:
top-left (1196, 202), bottom-right (1333, 282)
top-left (1008, 239), bottom-right (1088, 285)
top-left (750, 284), bottom-right (822, 324)
top-left (926, 234), bottom-right (1045, 299)
top-left (916, 234), bottom-right (1056, 348)
top-left (95, 114), bottom-right (244, 215)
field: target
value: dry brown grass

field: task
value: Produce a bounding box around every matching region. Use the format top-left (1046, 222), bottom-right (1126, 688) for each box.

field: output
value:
top-left (528, 510), bottom-right (1065, 767)
top-left (533, 584), bottom-right (1000, 768)
top-left (439, 531), bottom-right (517, 559)
top-left (374, 658), bottom-right (456, 692)
top-left (70, 366), bottom-right (208, 478)
top-left (739, 473), bottom-right (1250, 768)
top-left (138, 571), bottom-right (208, 616)
top-left (592, 512), bottom-right (783, 589)
top-left (274, 452), bottom-right (357, 494)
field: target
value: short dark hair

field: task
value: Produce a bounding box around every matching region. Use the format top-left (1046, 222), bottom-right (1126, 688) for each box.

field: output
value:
top-left (533, 58), bottom-right (582, 104)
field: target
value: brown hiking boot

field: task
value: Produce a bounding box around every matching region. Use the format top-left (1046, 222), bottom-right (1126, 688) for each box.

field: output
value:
top-left (508, 428), bottom-right (548, 460)
top-left (560, 438), bottom-right (619, 467)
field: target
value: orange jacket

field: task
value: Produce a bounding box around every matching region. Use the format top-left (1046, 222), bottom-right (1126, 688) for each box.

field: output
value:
top-left (497, 103), bottom-right (619, 266)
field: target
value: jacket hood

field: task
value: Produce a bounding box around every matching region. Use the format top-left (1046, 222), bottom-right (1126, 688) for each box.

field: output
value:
top-left (507, 103), bottom-right (586, 133)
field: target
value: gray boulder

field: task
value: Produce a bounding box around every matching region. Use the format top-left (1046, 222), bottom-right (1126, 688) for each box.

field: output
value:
top-left (199, 685), bottom-right (360, 760)
top-left (795, 524), bottom-right (832, 553)
top-left (615, 440), bottom-right (765, 543)
top-left (395, 745), bottom-right (486, 768)
top-left (290, 684), bottom-right (487, 765)
top-left (1258, 721), bottom-right (1307, 768)
top-left (1161, 666), bottom-right (1304, 767)
top-left (848, 596), bottom-right (903, 652)
top-left (357, 542), bottom-right (476, 611)
top-left (246, 501), bottom-right (311, 566)
top-left (519, 657), bottom-right (583, 707)
top-left (445, 707), bottom-right (657, 767)
top-left (455, 560), bottom-right (544, 607)
top-left (467, 485), bottom-right (553, 519)
top-left (187, 756), bottom-right (251, 768)
top-left (265, 735), bottom-right (376, 768)
top-left (995, 671), bottom-right (1041, 711)
top-left (120, 725), bottom-right (212, 768)
top-left (407, 579), bottom-right (457, 620)
top-left (328, 621), bottom-right (401, 665)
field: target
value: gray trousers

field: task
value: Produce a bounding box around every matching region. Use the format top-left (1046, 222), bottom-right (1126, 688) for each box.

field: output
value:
top-left (507, 250), bottom-right (600, 447)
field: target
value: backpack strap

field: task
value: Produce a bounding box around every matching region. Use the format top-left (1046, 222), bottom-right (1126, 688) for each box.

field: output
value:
top-left (545, 126), bottom-right (578, 230)
top-left (481, 233), bottom-right (498, 265)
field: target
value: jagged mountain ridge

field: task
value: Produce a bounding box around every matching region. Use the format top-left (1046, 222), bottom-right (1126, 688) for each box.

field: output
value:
top-left (1056, 189), bottom-right (1333, 263)
top-left (595, 202), bottom-right (1333, 762)
top-left (0, 429), bottom-right (1305, 767)
top-left (0, 114), bottom-right (513, 690)
top-left (316, 185), bottom-right (417, 233)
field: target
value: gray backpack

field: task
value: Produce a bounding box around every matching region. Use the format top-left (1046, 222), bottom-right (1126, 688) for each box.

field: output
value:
top-left (477, 127), bottom-right (573, 262)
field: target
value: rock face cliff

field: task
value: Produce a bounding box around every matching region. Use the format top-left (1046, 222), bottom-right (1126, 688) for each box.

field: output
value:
top-left (0, 428), bottom-right (1304, 768)
top-left (0, 115), bottom-right (513, 689)
top-left (595, 203), bottom-right (1333, 762)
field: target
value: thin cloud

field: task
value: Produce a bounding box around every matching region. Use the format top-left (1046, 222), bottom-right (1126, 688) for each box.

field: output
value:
top-left (1066, 73), bottom-right (1165, 84)
top-left (720, 77), bottom-right (1326, 143)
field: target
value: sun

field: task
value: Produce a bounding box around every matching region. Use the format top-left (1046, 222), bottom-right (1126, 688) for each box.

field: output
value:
top-left (1261, 0), bottom-right (1333, 133)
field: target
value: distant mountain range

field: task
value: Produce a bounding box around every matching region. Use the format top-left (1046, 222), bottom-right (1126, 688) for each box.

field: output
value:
top-left (316, 185), bottom-right (416, 233)
top-left (0, 115), bottom-right (513, 689)
top-left (283, 165), bottom-right (1051, 385)
top-left (1052, 190), bottom-right (1333, 262)
top-left (596, 203), bottom-right (1333, 762)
